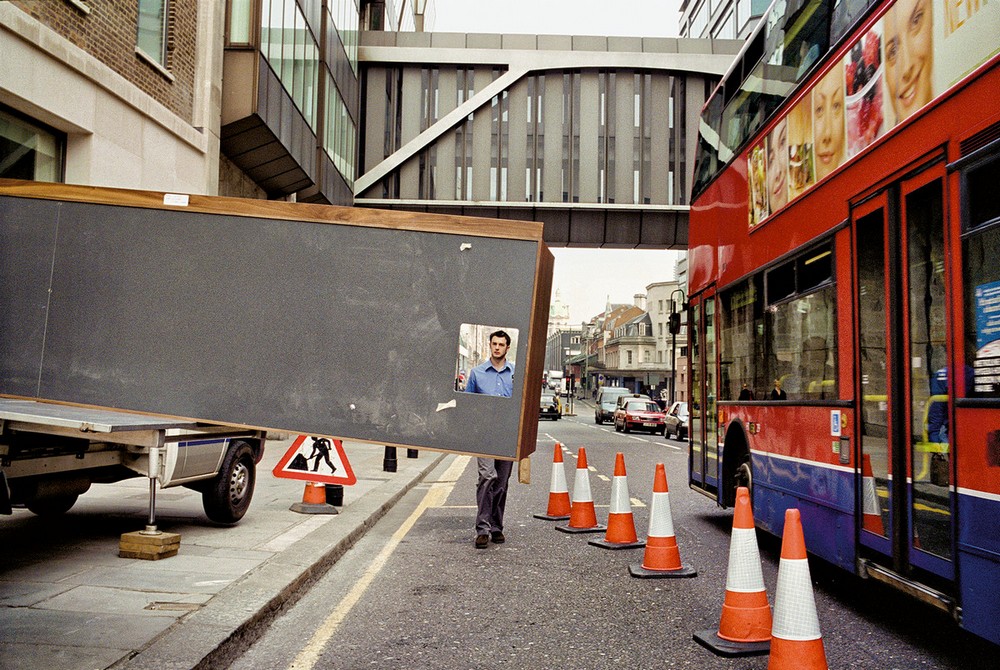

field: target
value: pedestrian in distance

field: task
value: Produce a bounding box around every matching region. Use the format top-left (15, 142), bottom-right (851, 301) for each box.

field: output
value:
top-left (739, 383), bottom-right (754, 400)
top-left (769, 378), bottom-right (787, 400)
top-left (464, 330), bottom-right (515, 549)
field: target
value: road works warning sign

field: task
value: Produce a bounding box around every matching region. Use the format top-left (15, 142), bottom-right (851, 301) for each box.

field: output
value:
top-left (272, 435), bottom-right (357, 485)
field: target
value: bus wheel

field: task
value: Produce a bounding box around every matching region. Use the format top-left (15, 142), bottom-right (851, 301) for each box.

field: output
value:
top-left (734, 460), bottom-right (752, 499)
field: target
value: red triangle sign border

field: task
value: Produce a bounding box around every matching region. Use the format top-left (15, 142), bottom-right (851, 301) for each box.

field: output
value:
top-left (272, 435), bottom-right (358, 485)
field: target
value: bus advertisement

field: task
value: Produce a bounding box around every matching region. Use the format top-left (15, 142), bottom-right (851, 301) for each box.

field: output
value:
top-left (686, 0), bottom-right (999, 646)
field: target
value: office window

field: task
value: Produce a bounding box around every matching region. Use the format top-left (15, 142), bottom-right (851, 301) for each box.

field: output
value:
top-left (0, 106), bottom-right (64, 182)
top-left (137, 0), bottom-right (169, 66)
top-left (227, 0), bottom-right (253, 45)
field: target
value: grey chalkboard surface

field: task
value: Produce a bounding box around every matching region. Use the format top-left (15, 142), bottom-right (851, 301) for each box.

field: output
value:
top-left (0, 180), bottom-right (553, 459)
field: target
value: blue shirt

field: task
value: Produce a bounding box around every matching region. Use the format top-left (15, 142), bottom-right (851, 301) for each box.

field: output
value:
top-left (465, 359), bottom-right (514, 398)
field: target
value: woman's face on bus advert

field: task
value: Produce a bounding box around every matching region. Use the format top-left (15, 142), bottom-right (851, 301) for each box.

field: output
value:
top-left (884, 0), bottom-right (933, 122)
top-left (814, 62), bottom-right (846, 180)
top-left (767, 118), bottom-right (789, 210)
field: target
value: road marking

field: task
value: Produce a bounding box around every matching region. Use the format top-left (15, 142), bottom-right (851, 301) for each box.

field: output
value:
top-left (662, 443), bottom-right (683, 451)
top-left (288, 455), bottom-right (470, 670)
top-left (596, 474), bottom-right (610, 482)
top-left (630, 497), bottom-right (647, 508)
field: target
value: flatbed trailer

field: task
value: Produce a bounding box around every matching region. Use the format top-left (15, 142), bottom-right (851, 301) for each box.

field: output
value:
top-left (0, 399), bottom-right (265, 524)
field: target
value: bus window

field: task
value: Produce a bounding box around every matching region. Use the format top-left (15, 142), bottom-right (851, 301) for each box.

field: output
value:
top-left (766, 259), bottom-right (796, 303)
top-left (963, 151), bottom-right (1000, 398)
top-left (765, 243), bottom-right (838, 399)
top-left (720, 275), bottom-right (766, 400)
top-left (906, 178), bottom-right (951, 560)
top-left (768, 287), bottom-right (838, 398)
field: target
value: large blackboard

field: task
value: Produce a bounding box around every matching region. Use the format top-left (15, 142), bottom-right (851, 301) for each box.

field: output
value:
top-left (0, 181), bottom-right (552, 459)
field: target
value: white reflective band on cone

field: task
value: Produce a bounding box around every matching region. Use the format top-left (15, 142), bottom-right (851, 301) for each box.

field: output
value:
top-left (772, 557), bottom-right (822, 640)
top-left (726, 527), bottom-right (766, 592)
top-left (551, 463), bottom-right (568, 494)
top-left (572, 469), bottom-right (592, 502)
top-left (863, 476), bottom-right (879, 514)
top-left (609, 476), bottom-right (631, 513)
top-left (648, 491), bottom-right (675, 537)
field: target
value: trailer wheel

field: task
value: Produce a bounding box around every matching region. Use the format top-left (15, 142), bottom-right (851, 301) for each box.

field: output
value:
top-left (202, 441), bottom-right (256, 524)
top-left (27, 494), bottom-right (78, 516)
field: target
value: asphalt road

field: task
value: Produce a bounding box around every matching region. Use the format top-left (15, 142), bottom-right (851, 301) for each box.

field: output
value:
top-left (228, 407), bottom-right (997, 669)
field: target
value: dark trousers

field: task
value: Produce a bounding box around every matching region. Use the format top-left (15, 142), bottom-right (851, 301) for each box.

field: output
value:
top-left (475, 457), bottom-right (513, 535)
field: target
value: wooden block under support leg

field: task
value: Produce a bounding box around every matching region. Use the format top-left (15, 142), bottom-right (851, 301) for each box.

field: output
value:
top-left (119, 530), bottom-right (181, 560)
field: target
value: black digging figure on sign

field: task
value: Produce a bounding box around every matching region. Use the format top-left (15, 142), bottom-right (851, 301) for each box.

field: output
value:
top-left (309, 437), bottom-right (338, 474)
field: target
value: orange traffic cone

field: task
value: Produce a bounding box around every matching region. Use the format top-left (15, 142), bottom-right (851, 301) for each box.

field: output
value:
top-left (590, 452), bottom-right (645, 549)
top-left (694, 486), bottom-right (770, 657)
top-left (861, 454), bottom-right (885, 535)
top-left (534, 443), bottom-right (571, 520)
top-left (768, 508), bottom-right (828, 670)
top-left (289, 481), bottom-right (338, 515)
top-left (555, 447), bottom-right (606, 534)
top-left (629, 463), bottom-right (696, 577)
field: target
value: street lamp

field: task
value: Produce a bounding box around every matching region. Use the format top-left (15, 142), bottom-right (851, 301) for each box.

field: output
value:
top-left (669, 288), bottom-right (687, 405)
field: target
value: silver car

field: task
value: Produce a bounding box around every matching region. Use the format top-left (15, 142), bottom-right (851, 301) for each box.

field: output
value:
top-left (664, 401), bottom-right (689, 440)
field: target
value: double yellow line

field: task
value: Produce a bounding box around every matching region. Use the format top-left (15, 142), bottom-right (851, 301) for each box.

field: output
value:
top-left (289, 456), bottom-right (470, 670)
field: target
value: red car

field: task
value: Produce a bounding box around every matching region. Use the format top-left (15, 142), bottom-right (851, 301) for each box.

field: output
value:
top-left (614, 398), bottom-right (666, 435)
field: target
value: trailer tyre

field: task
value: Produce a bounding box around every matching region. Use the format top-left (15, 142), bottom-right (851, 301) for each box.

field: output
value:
top-left (27, 494), bottom-right (78, 516)
top-left (203, 441), bottom-right (256, 524)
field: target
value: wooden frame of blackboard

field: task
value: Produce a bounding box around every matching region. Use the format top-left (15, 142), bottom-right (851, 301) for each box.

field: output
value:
top-left (0, 178), bottom-right (553, 461)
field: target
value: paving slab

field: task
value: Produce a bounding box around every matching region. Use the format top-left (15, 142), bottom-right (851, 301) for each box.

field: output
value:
top-left (0, 437), bottom-right (445, 670)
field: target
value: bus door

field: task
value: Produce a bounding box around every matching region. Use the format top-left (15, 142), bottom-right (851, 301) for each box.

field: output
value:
top-left (854, 161), bottom-right (955, 590)
top-left (689, 291), bottom-right (719, 497)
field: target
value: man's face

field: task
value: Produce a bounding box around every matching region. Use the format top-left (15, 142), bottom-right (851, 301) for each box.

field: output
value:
top-left (490, 336), bottom-right (509, 361)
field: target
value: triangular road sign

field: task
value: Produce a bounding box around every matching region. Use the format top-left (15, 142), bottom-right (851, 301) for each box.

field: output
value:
top-left (272, 435), bottom-right (357, 485)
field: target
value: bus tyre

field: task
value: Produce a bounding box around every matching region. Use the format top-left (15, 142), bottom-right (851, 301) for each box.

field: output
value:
top-left (27, 494), bottom-right (78, 516)
top-left (734, 460), bottom-right (753, 500)
top-left (203, 441), bottom-right (256, 524)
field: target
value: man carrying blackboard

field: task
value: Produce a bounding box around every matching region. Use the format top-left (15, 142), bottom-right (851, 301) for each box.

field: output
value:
top-left (464, 330), bottom-right (515, 549)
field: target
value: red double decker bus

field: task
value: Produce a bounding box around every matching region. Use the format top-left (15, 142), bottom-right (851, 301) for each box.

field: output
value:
top-left (686, 0), bottom-right (1000, 645)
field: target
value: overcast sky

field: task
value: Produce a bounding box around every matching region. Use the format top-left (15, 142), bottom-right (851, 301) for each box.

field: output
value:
top-left (431, 0), bottom-right (680, 38)
top-left (431, 0), bottom-right (684, 323)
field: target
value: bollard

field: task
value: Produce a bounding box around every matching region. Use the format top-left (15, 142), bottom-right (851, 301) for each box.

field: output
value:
top-left (325, 484), bottom-right (344, 506)
top-left (383, 446), bottom-right (397, 472)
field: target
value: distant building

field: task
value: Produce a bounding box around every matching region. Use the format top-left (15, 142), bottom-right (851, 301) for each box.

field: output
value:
top-left (545, 328), bottom-right (581, 382)
top-left (679, 0), bottom-right (765, 39)
top-left (646, 279), bottom-right (687, 403)
top-left (548, 289), bottom-right (571, 337)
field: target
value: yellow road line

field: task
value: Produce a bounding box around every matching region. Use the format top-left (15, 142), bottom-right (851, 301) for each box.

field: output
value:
top-left (289, 456), bottom-right (470, 670)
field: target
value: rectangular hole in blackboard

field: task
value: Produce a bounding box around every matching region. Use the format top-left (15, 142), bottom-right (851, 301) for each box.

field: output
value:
top-left (455, 324), bottom-right (519, 396)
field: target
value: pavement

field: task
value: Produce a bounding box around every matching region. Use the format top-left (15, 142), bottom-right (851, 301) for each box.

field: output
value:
top-left (0, 435), bottom-right (446, 670)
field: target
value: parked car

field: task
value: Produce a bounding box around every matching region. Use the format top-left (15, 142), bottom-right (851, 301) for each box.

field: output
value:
top-left (664, 401), bottom-right (689, 440)
top-left (594, 386), bottom-right (634, 424)
top-left (539, 392), bottom-right (561, 420)
top-left (614, 398), bottom-right (667, 435)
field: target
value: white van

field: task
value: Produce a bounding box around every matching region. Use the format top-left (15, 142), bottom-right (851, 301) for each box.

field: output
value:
top-left (594, 386), bottom-right (633, 424)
